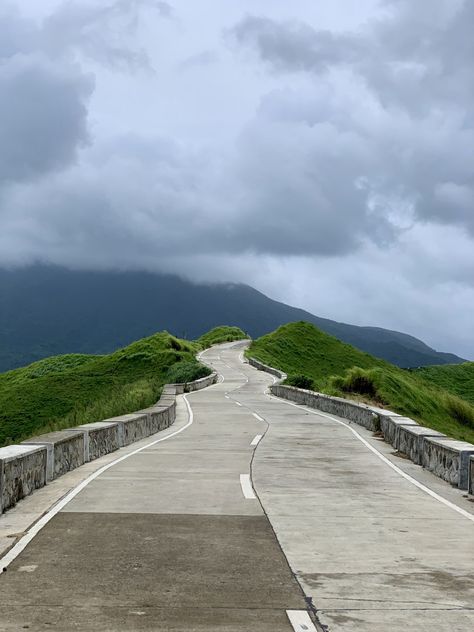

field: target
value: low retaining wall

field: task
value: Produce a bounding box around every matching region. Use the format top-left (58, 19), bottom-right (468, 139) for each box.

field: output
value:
top-left (272, 384), bottom-right (382, 432)
top-left (22, 430), bottom-right (85, 481)
top-left (422, 438), bottom-right (474, 489)
top-left (248, 357), bottom-right (287, 381)
top-left (397, 425), bottom-right (446, 465)
top-left (251, 358), bottom-right (474, 492)
top-left (469, 457), bottom-right (474, 495)
top-left (0, 445), bottom-right (47, 512)
top-left (0, 370), bottom-right (218, 514)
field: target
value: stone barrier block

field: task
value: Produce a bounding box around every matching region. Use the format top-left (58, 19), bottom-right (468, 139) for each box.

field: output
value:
top-left (469, 456), bottom-right (474, 495)
top-left (422, 437), bottom-right (474, 489)
top-left (397, 425), bottom-right (446, 464)
top-left (77, 421), bottom-right (120, 461)
top-left (249, 357), bottom-right (287, 380)
top-left (103, 413), bottom-right (150, 447)
top-left (22, 430), bottom-right (85, 481)
top-left (379, 416), bottom-right (419, 449)
top-left (0, 445), bottom-right (47, 513)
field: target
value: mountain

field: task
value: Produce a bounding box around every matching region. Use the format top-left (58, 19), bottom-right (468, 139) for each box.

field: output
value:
top-left (0, 265), bottom-right (465, 371)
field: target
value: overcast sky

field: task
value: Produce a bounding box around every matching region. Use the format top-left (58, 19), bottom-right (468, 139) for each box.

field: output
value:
top-left (1, 0), bottom-right (473, 358)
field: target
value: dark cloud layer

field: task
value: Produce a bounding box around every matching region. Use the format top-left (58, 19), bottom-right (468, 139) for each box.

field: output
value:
top-left (0, 1), bottom-right (473, 356)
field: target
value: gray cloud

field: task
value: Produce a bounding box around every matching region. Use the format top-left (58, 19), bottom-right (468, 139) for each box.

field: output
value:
top-left (230, 3), bottom-right (474, 237)
top-left (0, 56), bottom-right (93, 183)
top-left (0, 0), bottom-right (473, 357)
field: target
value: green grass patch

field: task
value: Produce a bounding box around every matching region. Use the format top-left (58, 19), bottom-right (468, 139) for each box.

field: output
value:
top-left (166, 361), bottom-right (211, 384)
top-left (197, 325), bottom-right (247, 348)
top-left (0, 332), bottom-right (204, 446)
top-left (413, 362), bottom-right (474, 405)
top-left (247, 322), bottom-right (474, 443)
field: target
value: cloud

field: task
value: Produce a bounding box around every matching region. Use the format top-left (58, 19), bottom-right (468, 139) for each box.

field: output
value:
top-left (229, 3), bottom-right (474, 237)
top-left (0, 55), bottom-right (93, 183)
top-left (0, 0), bottom-right (473, 356)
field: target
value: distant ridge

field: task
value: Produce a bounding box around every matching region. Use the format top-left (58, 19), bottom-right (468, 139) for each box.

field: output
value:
top-left (0, 265), bottom-right (465, 371)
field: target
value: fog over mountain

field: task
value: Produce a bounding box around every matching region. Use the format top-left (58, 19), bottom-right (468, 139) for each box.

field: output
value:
top-left (0, 1), bottom-right (473, 359)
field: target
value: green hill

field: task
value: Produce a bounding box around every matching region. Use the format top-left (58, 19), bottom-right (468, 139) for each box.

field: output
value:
top-left (413, 363), bottom-right (474, 405)
top-left (197, 326), bottom-right (247, 349)
top-left (247, 322), bottom-right (474, 443)
top-left (0, 332), bottom-right (208, 446)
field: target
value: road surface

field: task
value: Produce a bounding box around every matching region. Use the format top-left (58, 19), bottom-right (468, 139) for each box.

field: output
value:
top-left (0, 340), bottom-right (473, 631)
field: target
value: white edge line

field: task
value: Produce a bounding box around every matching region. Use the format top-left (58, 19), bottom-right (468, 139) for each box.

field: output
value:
top-left (287, 610), bottom-right (317, 631)
top-left (270, 394), bottom-right (474, 524)
top-left (251, 434), bottom-right (263, 447)
top-left (253, 413), bottom-right (264, 422)
top-left (240, 474), bottom-right (256, 499)
top-left (0, 395), bottom-right (195, 572)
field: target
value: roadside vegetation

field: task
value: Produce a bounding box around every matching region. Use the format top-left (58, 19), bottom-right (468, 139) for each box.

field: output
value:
top-left (0, 332), bottom-right (209, 446)
top-left (412, 362), bottom-right (474, 405)
top-left (197, 325), bottom-right (247, 348)
top-left (247, 322), bottom-right (474, 443)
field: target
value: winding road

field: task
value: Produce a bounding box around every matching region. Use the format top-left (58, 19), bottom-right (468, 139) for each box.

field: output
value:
top-left (0, 341), bottom-right (473, 631)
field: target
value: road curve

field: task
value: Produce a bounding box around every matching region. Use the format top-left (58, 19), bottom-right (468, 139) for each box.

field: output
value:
top-left (0, 340), bottom-right (473, 631)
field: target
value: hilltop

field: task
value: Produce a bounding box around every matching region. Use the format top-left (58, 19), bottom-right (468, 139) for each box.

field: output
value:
top-left (0, 333), bottom-right (198, 446)
top-left (0, 265), bottom-right (465, 371)
top-left (247, 322), bottom-right (474, 444)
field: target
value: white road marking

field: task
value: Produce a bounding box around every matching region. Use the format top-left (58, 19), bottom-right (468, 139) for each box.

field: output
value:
top-left (235, 401), bottom-right (242, 406)
top-left (251, 434), bottom-right (263, 446)
top-left (224, 394), bottom-right (229, 399)
top-left (18, 565), bottom-right (37, 573)
top-left (240, 474), bottom-right (256, 499)
top-left (253, 413), bottom-right (264, 422)
top-left (287, 610), bottom-right (317, 631)
top-left (270, 394), bottom-right (474, 524)
top-left (0, 395), bottom-right (196, 574)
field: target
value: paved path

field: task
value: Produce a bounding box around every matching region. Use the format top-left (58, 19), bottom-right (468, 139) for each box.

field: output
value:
top-left (1, 341), bottom-right (473, 631)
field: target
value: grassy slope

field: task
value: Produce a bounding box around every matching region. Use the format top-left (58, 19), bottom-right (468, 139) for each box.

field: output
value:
top-left (413, 363), bottom-right (474, 405)
top-left (197, 325), bottom-right (247, 348)
top-left (0, 332), bottom-right (205, 446)
top-left (247, 322), bottom-right (474, 444)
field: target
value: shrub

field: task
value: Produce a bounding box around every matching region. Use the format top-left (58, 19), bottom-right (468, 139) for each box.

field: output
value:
top-left (286, 374), bottom-right (315, 390)
top-left (337, 367), bottom-right (380, 398)
top-left (166, 361), bottom-right (211, 384)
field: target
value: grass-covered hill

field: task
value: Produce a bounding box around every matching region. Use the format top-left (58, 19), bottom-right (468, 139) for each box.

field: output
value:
top-left (413, 363), bottom-right (474, 406)
top-left (247, 322), bottom-right (474, 444)
top-left (0, 332), bottom-right (209, 446)
top-left (197, 326), bottom-right (247, 348)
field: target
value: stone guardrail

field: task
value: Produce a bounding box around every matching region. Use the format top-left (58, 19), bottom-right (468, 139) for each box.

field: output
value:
top-left (247, 357), bottom-right (287, 381)
top-left (249, 357), bottom-right (474, 493)
top-left (0, 371), bottom-right (217, 514)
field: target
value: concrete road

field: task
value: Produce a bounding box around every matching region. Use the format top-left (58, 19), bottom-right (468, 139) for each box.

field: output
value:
top-left (0, 344), bottom-right (310, 631)
top-left (1, 341), bottom-right (473, 631)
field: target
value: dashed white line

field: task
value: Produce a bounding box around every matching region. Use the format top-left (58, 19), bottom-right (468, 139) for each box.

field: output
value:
top-left (252, 413), bottom-right (264, 422)
top-left (240, 474), bottom-right (256, 499)
top-left (0, 395), bottom-right (196, 574)
top-left (235, 401), bottom-right (242, 407)
top-left (287, 610), bottom-right (317, 631)
top-left (251, 434), bottom-right (263, 446)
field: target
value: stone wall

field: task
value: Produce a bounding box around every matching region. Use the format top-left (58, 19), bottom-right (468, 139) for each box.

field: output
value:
top-left (422, 438), bottom-right (474, 489)
top-left (0, 445), bottom-right (47, 512)
top-left (469, 457), bottom-right (474, 495)
top-left (22, 430), bottom-right (85, 481)
top-left (252, 358), bottom-right (474, 492)
top-left (77, 422), bottom-right (120, 461)
top-left (248, 357), bottom-right (287, 381)
top-left (0, 370), bottom-right (218, 514)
